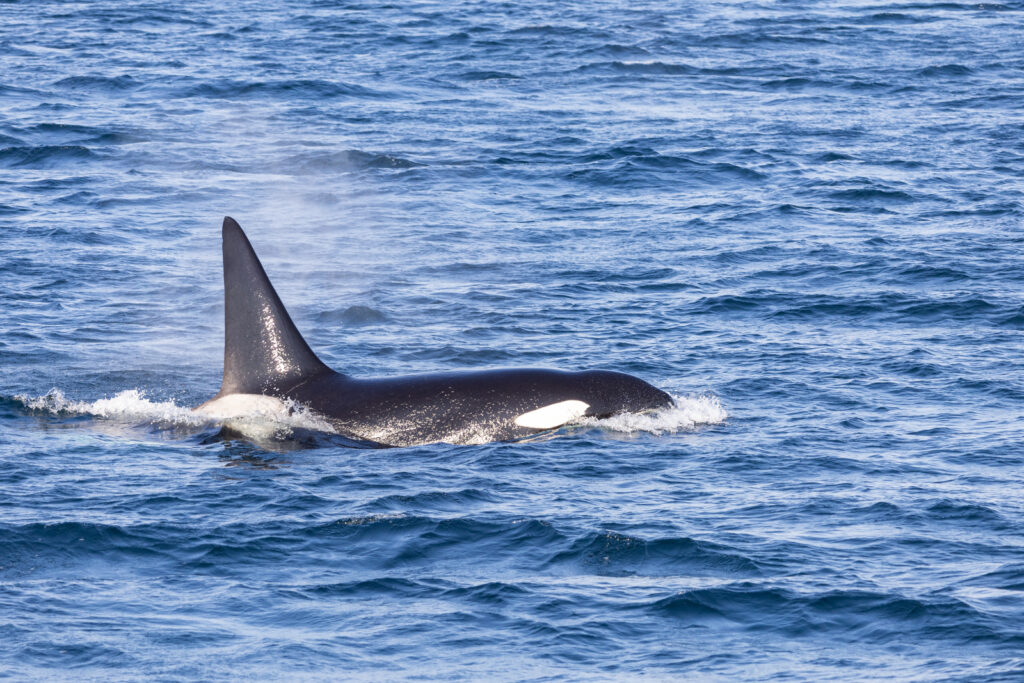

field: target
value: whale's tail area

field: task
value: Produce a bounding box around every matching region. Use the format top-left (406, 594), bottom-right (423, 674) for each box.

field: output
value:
top-left (215, 216), bottom-right (329, 398)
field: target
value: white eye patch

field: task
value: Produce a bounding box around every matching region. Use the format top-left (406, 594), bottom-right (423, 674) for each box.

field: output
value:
top-left (514, 400), bottom-right (590, 430)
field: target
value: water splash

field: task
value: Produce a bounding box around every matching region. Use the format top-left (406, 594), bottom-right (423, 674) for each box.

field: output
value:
top-left (581, 394), bottom-right (727, 434)
top-left (17, 388), bottom-right (201, 423)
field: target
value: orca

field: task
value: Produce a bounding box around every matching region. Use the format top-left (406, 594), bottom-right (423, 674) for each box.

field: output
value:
top-left (199, 217), bottom-right (672, 446)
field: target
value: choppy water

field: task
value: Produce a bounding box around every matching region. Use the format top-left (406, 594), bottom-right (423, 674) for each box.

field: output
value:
top-left (2, 1), bottom-right (1023, 679)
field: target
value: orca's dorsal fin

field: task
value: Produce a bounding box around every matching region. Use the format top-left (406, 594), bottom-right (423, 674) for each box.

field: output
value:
top-left (216, 216), bottom-right (329, 397)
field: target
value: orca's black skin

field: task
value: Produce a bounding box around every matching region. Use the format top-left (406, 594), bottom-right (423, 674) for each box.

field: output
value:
top-left (206, 217), bottom-right (672, 446)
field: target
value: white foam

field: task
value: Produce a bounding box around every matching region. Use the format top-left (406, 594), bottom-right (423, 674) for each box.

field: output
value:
top-left (14, 388), bottom-right (337, 439)
top-left (17, 388), bottom-right (203, 424)
top-left (580, 394), bottom-right (727, 435)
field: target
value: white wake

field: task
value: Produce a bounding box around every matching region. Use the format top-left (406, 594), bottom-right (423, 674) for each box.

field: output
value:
top-left (14, 388), bottom-right (337, 440)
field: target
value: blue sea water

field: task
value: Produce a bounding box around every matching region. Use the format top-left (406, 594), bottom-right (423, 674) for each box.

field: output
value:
top-left (2, 0), bottom-right (1023, 679)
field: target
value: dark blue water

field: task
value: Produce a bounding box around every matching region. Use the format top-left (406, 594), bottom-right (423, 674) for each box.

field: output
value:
top-left (2, 1), bottom-right (1023, 679)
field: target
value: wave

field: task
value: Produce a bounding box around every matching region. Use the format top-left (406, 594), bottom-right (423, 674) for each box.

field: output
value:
top-left (457, 70), bottom-right (522, 81)
top-left (827, 188), bottom-right (917, 203)
top-left (314, 305), bottom-right (389, 325)
top-left (687, 291), bottom-right (1013, 325)
top-left (575, 60), bottom-right (698, 76)
top-left (0, 84), bottom-right (43, 98)
top-left (177, 78), bottom-right (394, 100)
top-left (282, 149), bottom-right (425, 174)
top-left (917, 63), bottom-right (973, 77)
top-left (567, 158), bottom-right (765, 189)
top-left (648, 585), bottom-right (1002, 641)
top-left (52, 75), bottom-right (139, 91)
top-left (546, 531), bottom-right (759, 577)
top-left (0, 145), bottom-right (102, 169)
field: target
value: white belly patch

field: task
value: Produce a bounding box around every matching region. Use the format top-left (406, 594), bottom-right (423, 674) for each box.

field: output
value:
top-left (514, 400), bottom-right (590, 430)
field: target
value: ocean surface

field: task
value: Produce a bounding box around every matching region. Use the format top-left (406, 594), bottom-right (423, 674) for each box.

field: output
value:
top-left (2, 0), bottom-right (1023, 679)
